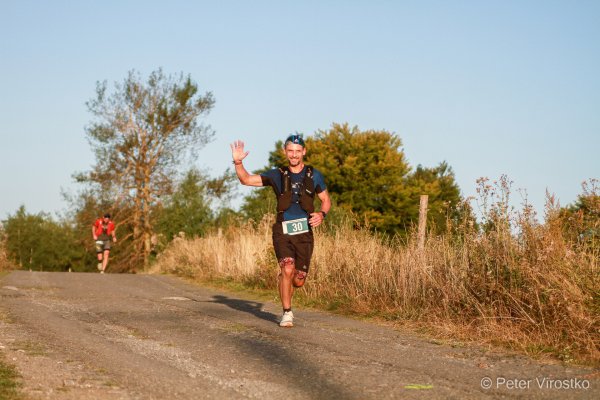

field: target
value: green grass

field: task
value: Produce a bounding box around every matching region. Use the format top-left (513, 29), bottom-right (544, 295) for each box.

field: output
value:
top-left (0, 358), bottom-right (21, 400)
top-left (12, 341), bottom-right (46, 357)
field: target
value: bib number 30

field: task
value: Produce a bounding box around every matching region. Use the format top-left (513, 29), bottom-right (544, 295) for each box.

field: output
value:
top-left (282, 218), bottom-right (309, 235)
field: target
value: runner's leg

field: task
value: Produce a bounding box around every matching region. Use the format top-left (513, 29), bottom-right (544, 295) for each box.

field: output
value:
top-left (292, 270), bottom-right (307, 287)
top-left (292, 231), bottom-right (313, 288)
top-left (102, 250), bottom-right (110, 271)
top-left (96, 244), bottom-right (103, 270)
top-left (278, 257), bottom-right (295, 310)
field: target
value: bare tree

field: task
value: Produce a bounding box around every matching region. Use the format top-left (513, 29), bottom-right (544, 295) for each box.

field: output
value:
top-left (77, 69), bottom-right (215, 269)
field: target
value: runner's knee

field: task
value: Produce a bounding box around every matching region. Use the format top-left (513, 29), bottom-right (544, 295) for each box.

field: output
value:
top-left (293, 270), bottom-right (307, 288)
top-left (279, 257), bottom-right (295, 277)
top-left (292, 279), bottom-right (305, 288)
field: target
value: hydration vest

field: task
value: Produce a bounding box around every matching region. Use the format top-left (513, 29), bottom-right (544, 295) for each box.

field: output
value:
top-left (275, 165), bottom-right (315, 221)
top-left (94, 219), bottom-right (115, 237)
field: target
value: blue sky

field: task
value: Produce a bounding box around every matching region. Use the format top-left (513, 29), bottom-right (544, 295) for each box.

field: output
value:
top-left (1, 0), bottom-right (598, 221)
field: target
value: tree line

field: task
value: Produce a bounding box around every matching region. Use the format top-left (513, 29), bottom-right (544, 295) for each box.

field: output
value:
top-left (1, 69), bottom-right (597, 272)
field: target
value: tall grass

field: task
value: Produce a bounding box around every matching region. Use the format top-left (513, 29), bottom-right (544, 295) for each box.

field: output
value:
top-left (151, 177), bottom-right (599, 365)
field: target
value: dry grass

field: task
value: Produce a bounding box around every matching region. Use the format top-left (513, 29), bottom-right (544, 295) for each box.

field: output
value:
top-left (151, 178), bottom-right (599, 365)
top-left (149, 217), bottom-right (276, 284)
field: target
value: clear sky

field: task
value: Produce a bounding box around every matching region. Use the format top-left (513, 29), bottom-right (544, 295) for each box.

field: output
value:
top-left (1, 0), bottom-right (598, 221)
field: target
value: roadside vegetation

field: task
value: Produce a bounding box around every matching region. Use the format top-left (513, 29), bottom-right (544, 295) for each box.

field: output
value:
top-left (0, 248), bottom-right (21, 400)
top-left (0, 237), bottom-right (13, 273)
top-left (0, 356), bottom-right (21, 400)
top-left (151, 177), bottom-right (599, 366)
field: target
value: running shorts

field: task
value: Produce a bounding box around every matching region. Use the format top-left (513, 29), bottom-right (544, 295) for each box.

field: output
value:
top-left (95, 240), bottom-right (112, 253)
top-left (272, 223), bottom-right (314, 273)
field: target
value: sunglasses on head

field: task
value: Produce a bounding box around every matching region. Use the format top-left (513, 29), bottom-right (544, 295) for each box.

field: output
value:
top-left (285, 134), bottom-right (305, 147)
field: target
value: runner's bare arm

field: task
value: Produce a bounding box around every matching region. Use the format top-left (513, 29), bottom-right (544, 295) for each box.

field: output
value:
top-left (92, 225), bottom-right (97, 241)
top-left (230, 140), bottom-right (263, 187)
top-left (309, 189), bottom-right (332, 227)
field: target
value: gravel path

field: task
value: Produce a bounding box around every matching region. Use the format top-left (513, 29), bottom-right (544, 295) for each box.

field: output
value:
top-left (0, 271), bottom-right (597, 399)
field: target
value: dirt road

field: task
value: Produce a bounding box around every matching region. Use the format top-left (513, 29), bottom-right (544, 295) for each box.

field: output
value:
top-left (0, 271), bottom-right (597, 399)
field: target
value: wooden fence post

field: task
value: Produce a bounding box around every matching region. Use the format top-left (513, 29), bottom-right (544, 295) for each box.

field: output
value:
top-left (418, 195), bottom-right (428, 249)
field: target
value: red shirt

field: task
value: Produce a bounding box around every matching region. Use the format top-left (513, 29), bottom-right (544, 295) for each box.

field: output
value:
top-left (94, 219), bottom-right (115, 238)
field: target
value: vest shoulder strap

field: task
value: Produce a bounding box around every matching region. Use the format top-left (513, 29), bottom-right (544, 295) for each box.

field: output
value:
top-left (278, 166), bottom-right (291, 195)
top-left (305, 165), bottom-right (313, 178)
top-left (278, 165), bottom-right (315, 194)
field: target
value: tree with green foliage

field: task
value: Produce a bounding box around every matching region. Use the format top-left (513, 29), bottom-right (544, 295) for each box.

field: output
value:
top-left (407, 162), bottom-right (463, 233)
top-left (154, 168), bottom-right (236, 244)
top-left (240, 187), bottom-right (277, 223)
top-left (2, 206), bottom-right (89, 271)
top-left (0, 226), bottom-right (14, 271)
top-left (75, 69), bottom-right (215, 269)
top-left (305, 123), bottom-right (414, 233)
top-left (559, 179), bottom-right (599, 247)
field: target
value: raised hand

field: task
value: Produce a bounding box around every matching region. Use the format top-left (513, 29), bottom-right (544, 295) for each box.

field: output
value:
top-left (230, 140), bottom-right (249, 163)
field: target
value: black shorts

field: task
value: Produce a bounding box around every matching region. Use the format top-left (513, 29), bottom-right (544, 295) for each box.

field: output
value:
top-left (272, 223), bottom-right (314, 273)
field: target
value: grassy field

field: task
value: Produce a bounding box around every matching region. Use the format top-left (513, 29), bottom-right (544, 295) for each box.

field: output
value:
top-left (151, 182), bottom-right (599, 366)
top-left (0, 357), bottom-right (21, 400)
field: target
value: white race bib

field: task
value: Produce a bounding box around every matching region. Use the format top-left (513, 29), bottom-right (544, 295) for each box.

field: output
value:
top-left (282, 218), bottom-right (309, 235)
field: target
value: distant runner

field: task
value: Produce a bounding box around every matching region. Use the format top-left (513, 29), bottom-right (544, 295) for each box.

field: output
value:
top-left (231, 134), bottom-right (331, 327)
top-left (93, 213), bottom-right (116, 273)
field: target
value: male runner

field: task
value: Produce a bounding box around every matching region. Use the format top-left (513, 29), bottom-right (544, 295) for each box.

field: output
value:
top-left (231, 134), bottom-right (331, 327)
top-left (92, 213), bottom-right (116, 273)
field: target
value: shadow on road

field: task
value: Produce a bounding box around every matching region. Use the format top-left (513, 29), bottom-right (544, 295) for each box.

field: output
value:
top-left (209, 295), bottom-right (358, 399)
top-left (210, 295), bottom-right (279, 324)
